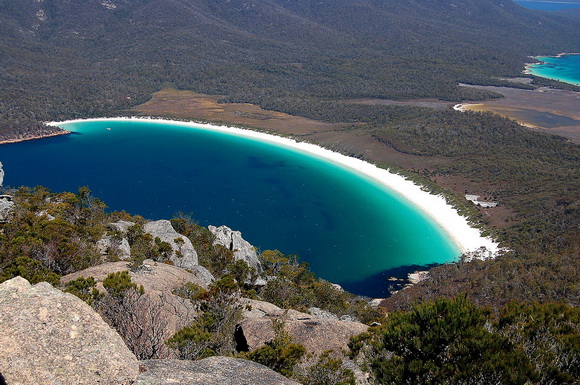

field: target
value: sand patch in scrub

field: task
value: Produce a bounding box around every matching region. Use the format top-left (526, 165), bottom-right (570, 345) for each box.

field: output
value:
top-left (457, 84), bottom-right (580, 143)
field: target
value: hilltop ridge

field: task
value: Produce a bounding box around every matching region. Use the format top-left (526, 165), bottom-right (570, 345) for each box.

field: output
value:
top-left (1, 0), bottom-right (580, 139)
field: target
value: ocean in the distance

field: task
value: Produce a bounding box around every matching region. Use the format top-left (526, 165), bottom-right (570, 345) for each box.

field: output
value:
top-left (0, 119), bottom-right (459, 297)
top-left (514, 1), bottom-right (580, 11)
top-left (527, 54), bottom-right (580, 86)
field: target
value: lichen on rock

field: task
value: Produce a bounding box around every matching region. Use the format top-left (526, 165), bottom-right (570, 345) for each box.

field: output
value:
top-left (144, 220), bottom-right (199, 268)
top-left (209, 225), bottom-right (261, 272)
top-left (0, 276), bottom-right (139, 385)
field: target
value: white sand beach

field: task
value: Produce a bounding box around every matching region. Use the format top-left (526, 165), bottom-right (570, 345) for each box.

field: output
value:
top-left (48, 117), bottom-right (500, 258)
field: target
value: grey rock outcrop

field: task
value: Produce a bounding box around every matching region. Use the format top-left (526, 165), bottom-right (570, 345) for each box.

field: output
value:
top-left (0, 276), bottom-right (139, 385)
top-left (0, 162), bottom-right (14, 222)
top-left (238, 300), bottom-right (368, 357)
top-left (308, 307), bottom-right (339, 320)
top-left (144, 220), bottom-right (199, 268)
top-left (241, 298), bottom-right (312, 320)
top-left (0, 195), bottom-right (14, 222)
top-left (367, 298), bottom-right (384, 308)
top-left (96, 234), bottom-right (131, 259)
top-left (239, 317), bottom-right (368, 356)
top-left (108, 220), bottom-right (136, 234)
top-left (238, 299), bottom-right (369, 384)
top-left (62, 260), bottom-right (214, 358)
top-left (209, 225), bottom-right (261, 272)
top-left (136, 357), bottom-right (300, 385)
top-left (100, 220), bottom-right (134, 261)
top-left (62, 260), bottom-right (213, 293)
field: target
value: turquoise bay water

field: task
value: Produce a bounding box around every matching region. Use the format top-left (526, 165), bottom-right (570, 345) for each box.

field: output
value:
top-left (527, 54), bottom-right (580, 86)
top-left (0, 119), bottom-right (459, 297)
top-left (515, 1), bottom-right (580, 11)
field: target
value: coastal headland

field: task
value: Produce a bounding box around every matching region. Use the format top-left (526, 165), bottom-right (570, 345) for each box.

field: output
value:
top-left (0, 129), bottom-right (70, 145)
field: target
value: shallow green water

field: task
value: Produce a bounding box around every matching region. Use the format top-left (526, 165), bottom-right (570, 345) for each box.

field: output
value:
top-left (528, 54), bottom-right (580, 86)
top-left (0, 119), bottom-right (459, 296)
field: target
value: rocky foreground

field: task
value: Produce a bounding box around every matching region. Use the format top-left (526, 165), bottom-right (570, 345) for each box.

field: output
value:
top-left (0, 171), bottom-right (376, 384)
top-left (0, 215), bottom-right (371, 384)
top-left (0, 276), bottom-right (304, 385)
top-left (0, 276), bottom-right (138, 385)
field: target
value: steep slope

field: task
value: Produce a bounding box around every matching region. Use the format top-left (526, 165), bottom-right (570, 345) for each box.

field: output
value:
top-left (0, 0), bottom-right (579, 137)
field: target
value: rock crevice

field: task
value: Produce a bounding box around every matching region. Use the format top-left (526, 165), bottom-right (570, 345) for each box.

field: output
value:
top-left (144, 220), bottom-right (199, 268)
top-left (209, 225), bottom-right (261, 272)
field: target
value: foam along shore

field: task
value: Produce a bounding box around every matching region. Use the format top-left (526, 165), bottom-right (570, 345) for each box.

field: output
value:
top-left (48, 117), bottom-right (500, 258)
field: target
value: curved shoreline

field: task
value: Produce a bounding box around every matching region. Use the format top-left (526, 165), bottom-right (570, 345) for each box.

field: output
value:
top-left (0, 130), bottom-right (70, 145)
top-left (48, 116), bottom-right (500, 258)
top-left (524, 53), bottom-right (580, 86)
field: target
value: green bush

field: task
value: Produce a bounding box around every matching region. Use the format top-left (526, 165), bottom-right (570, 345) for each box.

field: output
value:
top-left (64, 276), bottom-right (101, 305)
top-left (0, 187), bottom-right (103, 276)
top-left (296, 351), bottom-right (355, 385)
top-left (0, 256), bottom-right (60, 286)
top-left (258, 250), bottom-right (384, 324)
top-left (170, 216), bottom-right (235, 277)
top-left (497, 302), bottom-right (580, 383)
top-left (244, 319), bottom-right (306, 377)
top-left (168, 276), bottom-right (242, 360)
top-left (103, 270), bottom-right (143, 300)
top-left (351, 296), bottom-right (538, 384)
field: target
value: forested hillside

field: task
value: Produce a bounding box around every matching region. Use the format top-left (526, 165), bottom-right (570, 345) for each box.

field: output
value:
top-left (1, 0), bottom-right (580, 316)
top-left (1, 0), bottom-right (579, 139)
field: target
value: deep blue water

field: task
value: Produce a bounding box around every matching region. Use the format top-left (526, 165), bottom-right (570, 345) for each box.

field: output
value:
top-left (515, 1), bottom-right (580, 11)
top-left (0, 119), bottom-right (459, 297)
top-left (527, 54), bottom-right (580, 86)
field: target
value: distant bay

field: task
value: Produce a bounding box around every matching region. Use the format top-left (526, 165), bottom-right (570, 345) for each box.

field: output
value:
top-left (526, 53), bottom-right (580, 86)
top-left (0, 119), bottom-right (461, 297)
top-left (514, 1), bottom-right (580, 11)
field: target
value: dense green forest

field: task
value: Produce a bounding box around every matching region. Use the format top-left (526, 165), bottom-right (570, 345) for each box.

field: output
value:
top-left (350, 296), bottom-right (580, 384)
top-left (1, 0), bottom-right (580, 139)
